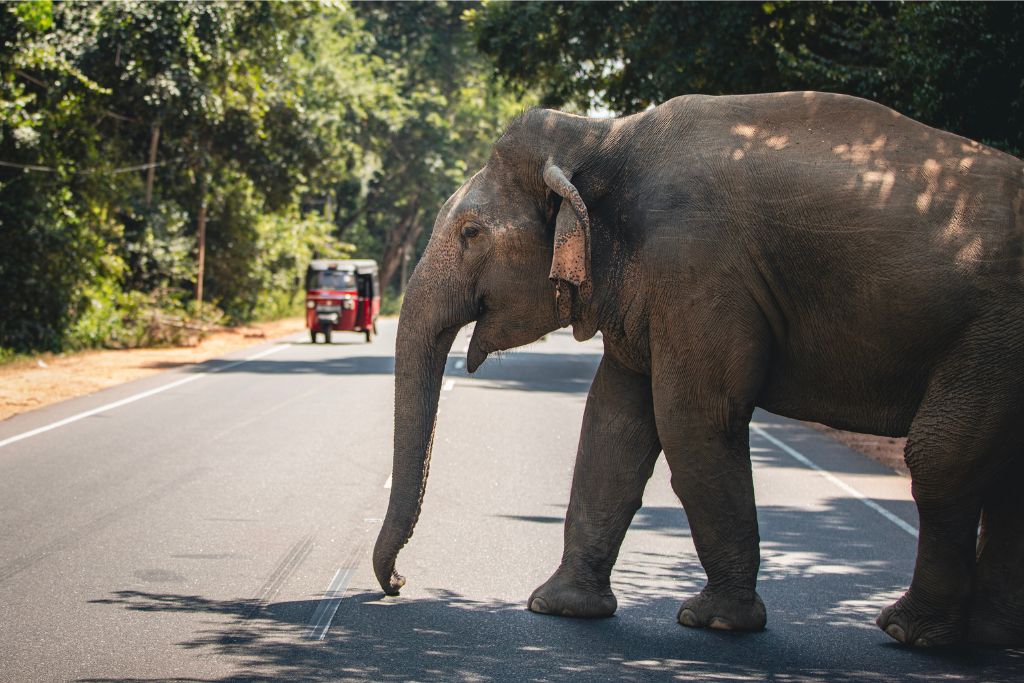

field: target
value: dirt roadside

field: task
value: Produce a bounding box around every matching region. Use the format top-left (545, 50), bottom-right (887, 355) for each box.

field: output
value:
top-left (0, 317), bottom-right (305, 422)
top-left (811, 424), bottom-right (908, 476)
top-left (0, 321), bottom-right (908, 477)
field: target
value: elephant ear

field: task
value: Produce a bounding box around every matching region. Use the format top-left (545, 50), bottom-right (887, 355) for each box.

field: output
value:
top-left (543, 160), bottom-right (591, 328)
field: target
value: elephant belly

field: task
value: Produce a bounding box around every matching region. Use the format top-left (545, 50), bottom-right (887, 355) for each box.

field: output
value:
top-left (755, 331), bottom-right (932, 438)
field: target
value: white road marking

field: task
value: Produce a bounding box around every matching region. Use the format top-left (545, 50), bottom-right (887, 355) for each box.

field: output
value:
top-left (454, 359), bottom-right (465, 370)
top-left (442, 379), bottom-right (456, 392)
top-left (304, 567), bottom-right (357, 641)
top-left (750, 424), bottom-right (919, 538)
top-left (0, 342), bottom-right (292, 451)
top-left (383, 474), bottom-right (392, 489)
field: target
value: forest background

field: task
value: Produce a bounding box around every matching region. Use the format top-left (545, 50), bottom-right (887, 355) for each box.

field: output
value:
top-left (1, 0), bottom-right (1021, 356)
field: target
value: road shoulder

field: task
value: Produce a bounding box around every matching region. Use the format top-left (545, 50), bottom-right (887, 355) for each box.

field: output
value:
top-left (0, 317), bottom-right (305, 422)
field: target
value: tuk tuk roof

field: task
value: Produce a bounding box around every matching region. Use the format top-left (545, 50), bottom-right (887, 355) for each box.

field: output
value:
top-left (307, 259), bottom-right (378, 275)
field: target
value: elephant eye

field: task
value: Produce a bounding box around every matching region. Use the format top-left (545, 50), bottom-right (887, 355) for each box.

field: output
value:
top-left (461, 224), bottom-right (481, 240)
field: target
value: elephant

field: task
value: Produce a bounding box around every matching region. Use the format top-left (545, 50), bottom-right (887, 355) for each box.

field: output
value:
top-left (373, 91), bottom-right (1024, 648)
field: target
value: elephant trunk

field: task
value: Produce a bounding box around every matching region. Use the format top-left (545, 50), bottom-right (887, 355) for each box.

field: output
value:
top-left (373, 273), bottom-right (462, 595)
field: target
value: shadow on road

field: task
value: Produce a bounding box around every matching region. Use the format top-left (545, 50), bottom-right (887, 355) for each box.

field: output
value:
top-left (84, 497), bottom-right (1023, 682)
top-left (82, 585), bottom-right (1024, 683)
top-left (185, 351), bottom-right (603, 396)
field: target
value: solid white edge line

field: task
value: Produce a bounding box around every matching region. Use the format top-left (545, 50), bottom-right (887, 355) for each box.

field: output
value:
top-left (0, 342), bottom-right (292, 451)
top-left (383, 474), bottom-right (392, 489)
top-left (442, 379), bottom-right (456, 392)
top-left (750, 424), bottom-right (919, 539)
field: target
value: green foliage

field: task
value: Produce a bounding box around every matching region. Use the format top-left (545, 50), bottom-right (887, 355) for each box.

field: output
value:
top-left (1, 1), bottom-right (522, 353)
top-left (472, 1), bottom-right (1024, 156)
top-left (341, 2), bottom-right (535, 292)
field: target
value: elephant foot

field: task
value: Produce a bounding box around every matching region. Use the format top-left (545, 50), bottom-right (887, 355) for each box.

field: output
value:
top-left (876, 593), bottom-right (965, 648)
top-left (528, 569), bottom-right (617, 618)
top-left (968, 593), bottom-right (1024, 647)
top-left (677, 587), bottom-right (766, 632)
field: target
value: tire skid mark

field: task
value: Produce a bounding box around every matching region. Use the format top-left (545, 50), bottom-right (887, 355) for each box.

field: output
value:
top-left (0, 467), bottom-right (207, 585)
top-left (244, 533), bottom-right (315, 620)
top-left (218, 533), bottom-right (315, 645)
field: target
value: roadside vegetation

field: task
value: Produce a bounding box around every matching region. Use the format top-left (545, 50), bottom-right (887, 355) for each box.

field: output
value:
top-left (0, 0), bottom-right (528, 356)
top-left (2, 1), bottom-right (1020, 359)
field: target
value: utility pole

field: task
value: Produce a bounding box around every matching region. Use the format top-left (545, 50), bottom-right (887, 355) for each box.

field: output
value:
top-left (144, 123), bottom-right (160, 206)
top-left (195, 199), bottom-right (207, 312)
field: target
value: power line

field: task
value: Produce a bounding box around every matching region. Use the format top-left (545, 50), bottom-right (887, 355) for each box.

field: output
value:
top-left (0, 157), bottom-right (185, 175)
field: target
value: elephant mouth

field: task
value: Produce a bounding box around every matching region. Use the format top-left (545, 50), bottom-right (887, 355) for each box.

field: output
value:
top-left (466, 335), bottom-right (489, 373)
top-left (466, 296), bottom-right (490, 373)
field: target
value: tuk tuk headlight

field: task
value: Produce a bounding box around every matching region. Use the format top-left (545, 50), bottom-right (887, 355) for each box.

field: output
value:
top-left (306, 300), bottom-right (316, 309)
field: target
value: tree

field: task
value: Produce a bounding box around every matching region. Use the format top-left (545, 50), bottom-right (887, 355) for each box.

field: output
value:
top-left (471, 1), bottom-right (1024, 155)
top-left (0, 1), bottom-right (533, 352)
top-left (342, 1), bottom-right (531, 291)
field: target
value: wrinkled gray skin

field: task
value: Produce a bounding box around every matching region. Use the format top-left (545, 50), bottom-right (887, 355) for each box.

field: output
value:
top-left (373, 92), bottom-right (1024, 648)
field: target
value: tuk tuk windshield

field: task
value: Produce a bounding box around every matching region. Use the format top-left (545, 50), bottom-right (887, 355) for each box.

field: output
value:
top-left (307, 269), bottom-right (356, 291)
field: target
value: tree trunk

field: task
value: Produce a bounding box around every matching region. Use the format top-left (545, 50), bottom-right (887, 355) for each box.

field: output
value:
top-left (380, 202), bottom-right (423, 290)
top-left (195, 199), bottom-right (207, 310)
top-left (144, 123), bottom-right (160, 206)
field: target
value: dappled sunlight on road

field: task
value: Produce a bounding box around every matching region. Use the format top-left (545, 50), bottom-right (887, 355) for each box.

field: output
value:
top-left (85, 579), bottom-right (1024, 683)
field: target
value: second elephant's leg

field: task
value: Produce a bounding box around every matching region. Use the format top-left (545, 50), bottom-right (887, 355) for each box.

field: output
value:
top-left (877, 318), bottom-right (1024, 647)
top-left (970, 462), bottom-right (1024, 646)
top-left (528, 354), bottom-right (662, 618)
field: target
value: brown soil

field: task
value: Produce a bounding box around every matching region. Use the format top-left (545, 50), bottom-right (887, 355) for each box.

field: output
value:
top-left (0, 317), bottom-right (305, 422)
top-left (811, 423), bottom-right (909, 476)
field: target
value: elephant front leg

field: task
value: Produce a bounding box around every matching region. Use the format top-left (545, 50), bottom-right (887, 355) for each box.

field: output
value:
top-left (529, 355), bottom-right (662, 618)
top-left (656, 400), bottom-right (766, 632)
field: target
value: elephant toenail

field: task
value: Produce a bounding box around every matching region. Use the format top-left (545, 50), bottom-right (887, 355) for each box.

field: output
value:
top-left (885, 624), bottom-right (907, 643)
top-left (678, 609), bottom-right (699, 627)
top-left (709, 617), bottom-right (733, 630)
top-left (915, 636), bottom-right (932, 648)
top-left (529, 597), bottom-right (549, 614)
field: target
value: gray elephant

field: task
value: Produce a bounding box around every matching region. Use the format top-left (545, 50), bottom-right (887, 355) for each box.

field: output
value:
top-left (373, 91), bottom-right (1024, 648)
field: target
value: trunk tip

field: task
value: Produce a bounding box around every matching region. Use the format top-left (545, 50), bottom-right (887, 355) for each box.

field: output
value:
top-left (374, 540), bottom-right (407, 595)
top-left (380, 569), bottom-right (406, 596)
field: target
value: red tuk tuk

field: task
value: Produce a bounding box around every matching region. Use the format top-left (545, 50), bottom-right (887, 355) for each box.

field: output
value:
top-left (305, 259), bottom-right (380, 343)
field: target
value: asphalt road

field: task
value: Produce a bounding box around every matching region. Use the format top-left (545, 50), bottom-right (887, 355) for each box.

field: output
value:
top-left (0, 319), bottom-right (1020, 682)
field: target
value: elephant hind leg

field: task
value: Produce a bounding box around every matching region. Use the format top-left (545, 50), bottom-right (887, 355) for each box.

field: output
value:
top-left (878, 319), bottom-right (1024, 648)
top-left (970, 457), bottom-right (1024, 646)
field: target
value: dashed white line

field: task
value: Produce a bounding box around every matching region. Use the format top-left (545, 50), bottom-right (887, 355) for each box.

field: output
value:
top-left (0, 341), bottom-right (293, 451)
top-left (750, 424), bottom-right (918, 538)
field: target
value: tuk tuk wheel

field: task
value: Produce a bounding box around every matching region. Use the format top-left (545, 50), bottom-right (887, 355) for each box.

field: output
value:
top-left (373, 321), bottom-right (379, 336)
top-left (324, 328), bottom-right (332, 344)
top-left (364, 327), bottom-right (373, 343)
top-left (309, 329), bottom-right (317, 344)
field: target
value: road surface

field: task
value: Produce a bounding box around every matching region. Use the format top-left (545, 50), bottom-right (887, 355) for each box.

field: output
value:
top-left (0, 319), bottom-right (1020, 681)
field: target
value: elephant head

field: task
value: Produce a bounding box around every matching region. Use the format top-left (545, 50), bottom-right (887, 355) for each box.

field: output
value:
top-left (373, 109), bottom-right (613, 595)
